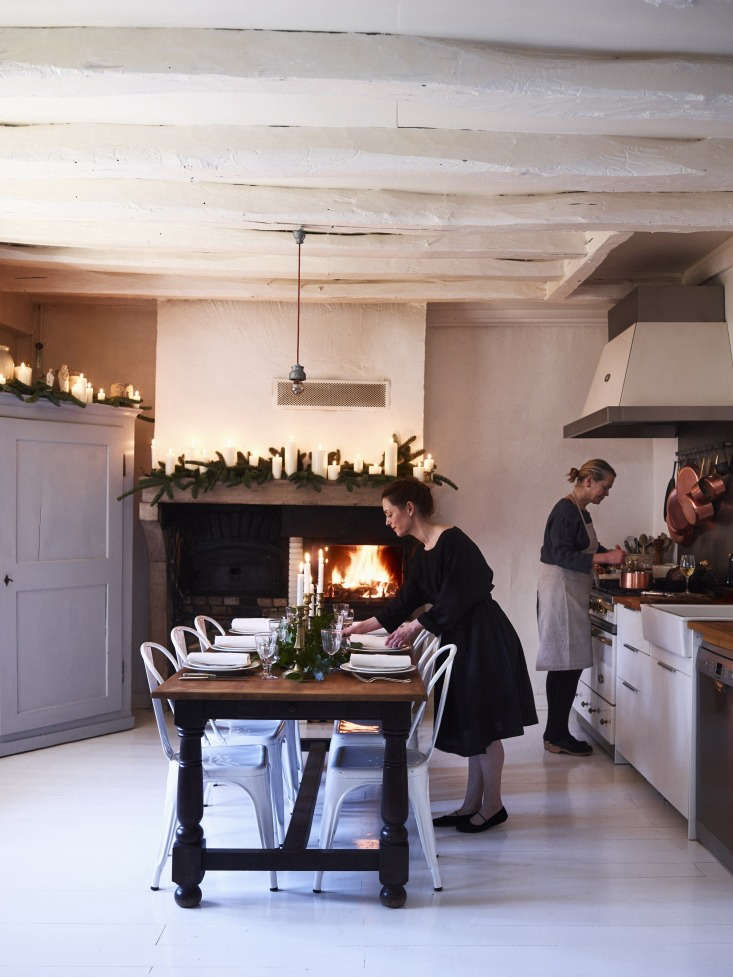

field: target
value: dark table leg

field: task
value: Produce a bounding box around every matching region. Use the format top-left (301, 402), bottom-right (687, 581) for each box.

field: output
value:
top-left (172, 718), bottom-right (206, 907)
top-left (379, 704), bottom-right (411, 908)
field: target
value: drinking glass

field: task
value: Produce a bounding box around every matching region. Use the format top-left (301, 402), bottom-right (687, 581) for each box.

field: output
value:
top-left (680, 554), bottom-right (696, 594)
top-left (321, 627), bottom-right (343, 658)
top-left (255, 632), bottom-right (279, 679)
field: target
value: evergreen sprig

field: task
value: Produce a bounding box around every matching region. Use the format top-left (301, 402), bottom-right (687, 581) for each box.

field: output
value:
top-left (0, 377), bottom-right (153, 419)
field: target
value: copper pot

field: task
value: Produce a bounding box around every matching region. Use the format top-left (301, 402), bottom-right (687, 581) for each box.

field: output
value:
top-left (702, 454), bottom-right (727, 499)
top-left (620, 570), bottom-right (652, 590)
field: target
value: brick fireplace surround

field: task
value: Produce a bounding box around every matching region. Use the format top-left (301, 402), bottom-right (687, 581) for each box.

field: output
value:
top-left (139, 482), bottom-right (406, 645)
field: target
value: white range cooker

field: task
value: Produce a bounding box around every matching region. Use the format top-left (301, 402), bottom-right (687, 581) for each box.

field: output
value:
top-left (572, 587), bottom-right (618, 749)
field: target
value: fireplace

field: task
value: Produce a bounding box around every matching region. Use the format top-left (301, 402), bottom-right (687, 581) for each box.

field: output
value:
top-left (140, 486), bottom-right (411, 639)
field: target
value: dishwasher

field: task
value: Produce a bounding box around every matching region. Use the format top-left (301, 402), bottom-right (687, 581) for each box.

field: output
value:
top-left (696, 644), bottom-right (733, 873)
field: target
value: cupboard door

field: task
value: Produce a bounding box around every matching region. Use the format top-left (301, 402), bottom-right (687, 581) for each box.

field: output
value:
top-left (615, 674), bottom-right (643, 768)
top-left (648, 658), bottom-right (692, 818)
top-left (0, 417), bottom-right (125, 736)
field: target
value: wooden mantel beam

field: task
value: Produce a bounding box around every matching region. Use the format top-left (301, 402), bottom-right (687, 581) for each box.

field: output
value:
top-left (0, 29), bottom-right (732, 137)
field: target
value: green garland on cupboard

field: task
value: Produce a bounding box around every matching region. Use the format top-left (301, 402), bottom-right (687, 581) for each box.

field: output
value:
top-left (0, 377), bottom-right (153, 417)
top-left (120, 435), bottom-right (458, 504)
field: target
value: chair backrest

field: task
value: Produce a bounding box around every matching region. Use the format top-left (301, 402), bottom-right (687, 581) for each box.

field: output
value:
top-left (140, 642), bottom-right (179, 761)
top-left (194, 615), bottom-right (225, 642)
top-left (417, 633), bottom-right (441, 682)
top-left (408, 643), bottom-right (457, 759)
top-left (170, 624), bottom-right (210, 667)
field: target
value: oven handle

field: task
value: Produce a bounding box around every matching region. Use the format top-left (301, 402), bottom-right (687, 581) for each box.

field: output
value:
top-left (623, 643), bottom-right (643, 654)
top-left (621, 680), bottom-right (638, 693)
top-left (591, 628), bottom-right (613, 646)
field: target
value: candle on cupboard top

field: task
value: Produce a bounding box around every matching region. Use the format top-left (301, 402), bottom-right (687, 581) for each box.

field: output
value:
top-left (272, 454), bottom-right (283, 479)
top-left (353, 454), bottom-right (363, 474)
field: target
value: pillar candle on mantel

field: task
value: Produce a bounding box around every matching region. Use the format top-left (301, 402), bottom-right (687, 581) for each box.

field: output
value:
top-left (423, 454), bottom-right (435, 473)
top-left (317, 549), bottom-right (325, 594)
top-left (327, 463), bottom-right (340, 481)
top-left (70, 374), bottom-right (86, 400)
top-left (97, 388), bottom-right (106, 401)
top-left (385, 439), bottom-right (398, 477)
top-left (311, 446), bottom-right (326, 478)
top-left (353, 454), bottom-right (363, 474)
top-left (412, 464), bottom-right (425, 482)
top-left (271, 454), bottom-right (283, 479)
top-left (369, 464), bottom-right (382, 476)
top-left (85, 382), bottom-right (94, 404)
top-left (223, 441), bottom-right (237, 467)
top-left (151, 439), bottom-right (158, 469)
top-left (14, 362), bottom-right (32, 385)
top-left (284, 438), bottom-right (298, 477)
top-left (165, 448), bottom-right (176, 476)
top-left (296, 562), bottom-right (305, 607)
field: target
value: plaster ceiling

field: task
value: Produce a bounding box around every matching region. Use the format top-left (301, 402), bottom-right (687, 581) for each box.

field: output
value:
top-left (0, 8), bottom-right (731, 307)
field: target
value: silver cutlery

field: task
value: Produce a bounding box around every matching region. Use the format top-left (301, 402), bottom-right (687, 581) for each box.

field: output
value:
top-left (352, 673), bottom-right (412, 684)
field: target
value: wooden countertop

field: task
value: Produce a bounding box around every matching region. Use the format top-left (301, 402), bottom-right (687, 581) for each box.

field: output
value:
top-left (611, 593), bottom-right (733, 612)
top-left (153, 667), bottom-right (426, 702)
top-left (687, 621), bottom-right (733, 653)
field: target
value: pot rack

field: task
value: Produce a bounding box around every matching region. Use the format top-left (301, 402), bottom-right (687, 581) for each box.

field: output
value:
top-left (675, 440), bottom-right (733, 462)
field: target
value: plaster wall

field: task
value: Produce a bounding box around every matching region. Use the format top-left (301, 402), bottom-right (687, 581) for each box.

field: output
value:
top-left (0, 293), bottom-right (36, 366)
top-left (154, 301), bottom-right (426, 462)
top-left (39, 301), bottom-right (157, 702)
top-left (424, 312), bottom-right (656, 692)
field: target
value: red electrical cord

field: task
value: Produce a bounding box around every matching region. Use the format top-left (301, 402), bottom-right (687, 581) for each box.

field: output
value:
top-left (295, 235), bottom-right (302, 365)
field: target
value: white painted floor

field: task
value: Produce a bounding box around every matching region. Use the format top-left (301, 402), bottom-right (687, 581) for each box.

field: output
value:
top-left (2, 707), bottom-right (733, 976)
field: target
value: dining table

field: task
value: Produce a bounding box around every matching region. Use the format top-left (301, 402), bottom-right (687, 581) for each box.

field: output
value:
top-left (152, 664), bottom-right (426, 908)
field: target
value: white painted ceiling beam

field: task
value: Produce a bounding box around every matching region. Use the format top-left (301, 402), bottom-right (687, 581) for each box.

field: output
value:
top-left (0, 246), bottom-right (566, 282)
top-left (0, 267), bottom-right (547, 303)
top-left (545, 232), bottom-right (633, 300)
top-left (2, 126), bottom-right (733, 195)
top-left (1, 29), bottom-right (732, 137)
top-left (3, 180), bottom-right (733, 233)
top-left (682, 235), bottom-right (733, 284)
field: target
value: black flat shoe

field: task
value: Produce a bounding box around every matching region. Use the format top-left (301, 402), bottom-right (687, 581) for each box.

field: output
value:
top-left (456, 807), bottom-right (508, 833)
top-left (544, 737), bottom-right (593, 756)
top-left (432, 810), bottom-right (478, 828)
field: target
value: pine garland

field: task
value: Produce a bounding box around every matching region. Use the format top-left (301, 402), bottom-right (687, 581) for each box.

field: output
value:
top-left (120, 435), bottom-right (458, 504)
top-left (0, 377), bottom-right (153, 419)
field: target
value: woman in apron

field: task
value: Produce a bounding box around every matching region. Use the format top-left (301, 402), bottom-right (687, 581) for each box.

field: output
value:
top-left (537, 460), bottom-right (624, 755)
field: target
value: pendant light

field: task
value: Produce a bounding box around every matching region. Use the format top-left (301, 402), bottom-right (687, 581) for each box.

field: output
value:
top-left (288, 228), bottom-right (307, 395)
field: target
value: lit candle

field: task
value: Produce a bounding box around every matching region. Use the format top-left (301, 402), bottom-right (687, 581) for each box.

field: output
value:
top-left (304, 552), bottom-right (312, 595)
top-left (14, 362), bottom-right (32, 385)
top-left (317, 549), bottom-right (325, 594)
top-left (284, 437), bottom-right (298, 476)
top-left (97, 387), bottom-right (106, 401)
top-left (311, 445), bottom-right (326, 478)
top-left (248, 451), bottom-right (260, 468)
top-left (0, 373), bottom-right (6, 385)
top-left (198, 448), bottom-right (208, 473)
top-left (412, 464), bottom-right (425, 482)
top-left (132, 389), bottom-right (141, 403)
top-left (85, 382), bottom-right (93, 404)
top-left (385, 438), bottom-right (398, 477)
top-left (327, 463), bottom-right (340, 481)
top-left (271, 454), bottom-right (283, 479)
top-left (165, 448), bottom-right (176, 476)
top-left (70, 374), bottom-right (86, 400)
top-left (151, 439), bottom-right (158, 468)
top-left (369, 464), bottom-right (382, 476)
top-left (353, 454), bottom-right (363, 474)
top-left (223, 440), bottom-right (237, 467)
top-left (296, 565), bottom-right (305, 606)
top-left (423, 454), bottom-right (435, 473)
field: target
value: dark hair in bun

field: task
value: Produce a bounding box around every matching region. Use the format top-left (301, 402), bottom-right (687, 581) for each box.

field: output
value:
top-left (381, 477), bottom-right (435, 517)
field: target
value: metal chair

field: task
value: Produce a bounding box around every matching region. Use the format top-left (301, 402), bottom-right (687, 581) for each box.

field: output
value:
top-left (140, 641), bottom-right (278, 892)
top-left (314, 642), bottom-right (457, 893)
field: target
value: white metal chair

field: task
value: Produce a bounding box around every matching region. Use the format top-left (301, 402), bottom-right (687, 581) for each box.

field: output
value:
top-left (171, 624), bottom-right (288, 839)
top-left (140, 642), bottom-right (279, 892)
top-left (327, 630), bottom-right (441, 758)
top-left (314, 642), bottom-right (457, 893)
top-left (191, 616), bottom-right (303, 809)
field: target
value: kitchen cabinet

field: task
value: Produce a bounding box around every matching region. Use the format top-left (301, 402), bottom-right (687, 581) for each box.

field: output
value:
top-left (0, 396), bottom-right (137, 756)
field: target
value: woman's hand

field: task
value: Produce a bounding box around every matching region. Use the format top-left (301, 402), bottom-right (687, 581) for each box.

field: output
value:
top-left (385, 618), bottom-right (423, 649)
top-left (342, 618), bottom-right (377, 638)
top-left (594, 545), bottom-right (625, 567)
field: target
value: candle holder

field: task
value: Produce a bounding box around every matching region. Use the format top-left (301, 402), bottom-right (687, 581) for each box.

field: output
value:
top-left (284, 604), bottom-right (306, 677)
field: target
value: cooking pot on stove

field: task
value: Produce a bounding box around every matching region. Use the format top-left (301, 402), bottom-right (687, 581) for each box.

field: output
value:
top-left (620, 570), bottom-right (652, 590)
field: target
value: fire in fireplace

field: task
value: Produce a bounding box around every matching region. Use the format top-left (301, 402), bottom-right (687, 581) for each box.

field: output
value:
top-left (319, 544), bottom-right (402, 599)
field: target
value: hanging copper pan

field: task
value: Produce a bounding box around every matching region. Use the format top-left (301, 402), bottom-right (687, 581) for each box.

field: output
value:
top-left (666, 474), bottom-right (692, 535)
top-left (702, 454), bottom-right (727, 500)
top-left (676, 454), bottom-right (701, 498)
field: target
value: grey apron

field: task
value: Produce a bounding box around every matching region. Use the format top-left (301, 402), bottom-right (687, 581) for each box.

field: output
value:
top-left (536, 496), bottom-right (598, 672)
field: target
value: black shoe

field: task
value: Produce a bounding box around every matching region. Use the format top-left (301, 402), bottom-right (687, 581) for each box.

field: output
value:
top-left (432, 810), bottom-right (478, 828)
top-left (455, 807), bottom-right (508, 833)
top-left (544, 736), bottom-right (593, 756)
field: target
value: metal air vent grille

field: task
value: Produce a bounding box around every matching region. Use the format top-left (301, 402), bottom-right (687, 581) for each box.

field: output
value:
top-left (275, 378), bottom-right (389, 409)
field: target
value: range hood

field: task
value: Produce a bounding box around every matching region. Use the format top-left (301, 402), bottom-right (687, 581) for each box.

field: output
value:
top-left (564, 286), bottom-right (733, 439)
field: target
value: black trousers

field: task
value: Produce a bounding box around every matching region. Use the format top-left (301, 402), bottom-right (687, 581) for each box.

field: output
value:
top-left (544, 669), bottom-right (583, 743)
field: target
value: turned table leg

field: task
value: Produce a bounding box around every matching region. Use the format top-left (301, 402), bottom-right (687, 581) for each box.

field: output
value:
top-left (379, 704), bottom-right (411, 908)
top-left (172, 719), bottom-right (206, 908)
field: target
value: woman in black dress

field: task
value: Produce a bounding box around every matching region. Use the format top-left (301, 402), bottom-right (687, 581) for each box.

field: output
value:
top-left (345, 478), bottom-right (537, 833)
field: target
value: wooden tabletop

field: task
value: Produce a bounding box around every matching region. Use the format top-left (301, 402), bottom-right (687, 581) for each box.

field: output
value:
top-left (153, 667), bottom-right (426, 702)
top-left (687, 621), bottom-right (733, 654)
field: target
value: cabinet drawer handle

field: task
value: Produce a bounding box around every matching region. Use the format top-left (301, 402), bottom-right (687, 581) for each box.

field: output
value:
top-left (588, 706), bottom-right (599, 714)
top-left (599, 718), bottom-right (610, 726)
top-left (657, 661), bottom-right (677, 674)
top-left (621, 680), bottom-right (638, 693)
top-left (580, 700), bottom-right (590, 708)
top-left (623, 643), bottom-right (643, 654)
top-left (3, 574), bottom-right (12, 586)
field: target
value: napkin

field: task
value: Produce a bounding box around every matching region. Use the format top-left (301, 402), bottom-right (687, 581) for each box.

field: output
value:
top-left (351, 633), bottom-right (390, 650)
top-left (231, 617), bottom-right (275, 633)
top-left (214, 634), bottom-right (257, 650)
top-left (349, 653), bottom-right (412, 670)
top-left (188, 651), bottom-right (251, 667)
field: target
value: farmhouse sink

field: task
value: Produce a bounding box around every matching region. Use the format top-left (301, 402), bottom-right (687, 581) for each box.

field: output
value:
top-left (641, 604), bottom-right (733, 658)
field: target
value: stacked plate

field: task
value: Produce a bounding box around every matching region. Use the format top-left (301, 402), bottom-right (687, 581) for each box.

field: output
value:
top-left (341, 652), bottom-right (415, 677)
top-left (231, 617), bottom-right (276, 634)
top-left (185, 651), bottom-right (259, 674)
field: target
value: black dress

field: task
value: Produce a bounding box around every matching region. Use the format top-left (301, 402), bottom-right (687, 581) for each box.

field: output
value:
top-left (376, 527), bottom-right (537, 757)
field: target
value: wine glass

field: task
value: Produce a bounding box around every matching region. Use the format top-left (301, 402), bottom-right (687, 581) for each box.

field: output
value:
top-left (680, 554), bottom-right (696, 594)
top-left (321, 627), bottom-right (343, 659)
top-left (255, 632), bottom-right (279, 680)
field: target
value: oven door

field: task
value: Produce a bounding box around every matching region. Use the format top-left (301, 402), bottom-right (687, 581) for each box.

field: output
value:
top-left (588, 623), bottom-right (616, 705)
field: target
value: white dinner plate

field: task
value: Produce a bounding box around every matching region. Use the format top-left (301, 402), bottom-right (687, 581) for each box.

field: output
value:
top-left (184, 660), bottom-right (260, 674)
top-left (340, 662), bottom-right (416, 676)
top-left (347, 640), bottom-right (411, 653)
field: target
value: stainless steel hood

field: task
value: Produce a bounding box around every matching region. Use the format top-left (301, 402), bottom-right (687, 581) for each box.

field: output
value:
top-left (564, 286), bottom-right (733, 439)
